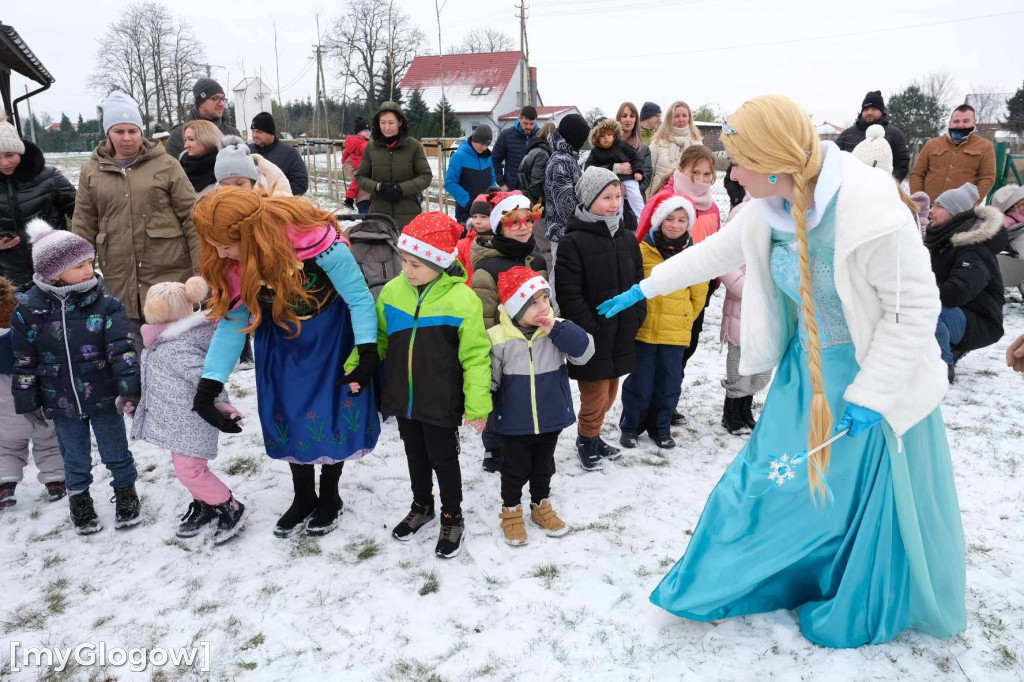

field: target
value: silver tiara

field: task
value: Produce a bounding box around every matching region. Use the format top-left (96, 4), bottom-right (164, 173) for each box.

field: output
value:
top-left (721, 117), bottom-right (738, 135)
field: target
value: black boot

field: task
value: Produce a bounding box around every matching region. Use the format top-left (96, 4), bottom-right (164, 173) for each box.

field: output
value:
top-left (275, 463), bottom-right (318, 538)
top-left (306, 462), bottom-right (344, 536)
top-left (112, 484), bottom-right (142, 529)
top-left (176, 500), bottom-right (218, 538)
top-left (0, 482), bottom-right (16, 508)
top-left (739, 396), bottom-right (758, 430)
top-left (69, 490), bottom-right (103, 535)
top-left (45, 480), bottom-right (67, 502)
top-left (575, 435), bottom-right (604, 472)
top-left (392, 499), bottom-right (436, 541)
top-left (435, 511), bottom-right (465, 558)
top-left (670, 410), bottom-right (687, 426)
top-left (721, 397), bottom-right (751, 435)
top-left (213, 496), bottom-right (248, 544)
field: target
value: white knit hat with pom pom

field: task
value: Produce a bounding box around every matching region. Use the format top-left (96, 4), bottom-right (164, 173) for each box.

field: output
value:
top-left (0, 113), bottom-right (26, 155)
top-left (143, 276), bottom-right (210, 324)
top-left (26, 219), bottom-right (96, 283)
top-left (851, 124), bottom-right (893, 175)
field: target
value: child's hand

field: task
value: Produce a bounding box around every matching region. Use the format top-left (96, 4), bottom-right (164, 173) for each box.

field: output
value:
top-left (216, 403), bottom-right (245, 428)
top-left (348, 382), bottom-right (362, 394)
top-left (116, 395), bottom-right (137, 416)
top-left (633, 172), bottom-right (643, 182)
top-left (619, 162), bottom-right (632, 175)
top-left (464, 416), bottom-right (487, 433)
top-left (536, 314), bottom-right (555, 334)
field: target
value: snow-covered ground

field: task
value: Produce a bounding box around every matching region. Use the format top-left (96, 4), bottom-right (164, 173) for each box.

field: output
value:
top-left (1, 285), bottom-right (1022, 681)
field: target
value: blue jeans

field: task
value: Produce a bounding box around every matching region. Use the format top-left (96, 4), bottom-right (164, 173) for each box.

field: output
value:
top-left (53, 413), bottom-right (137, 494)
top-left (620, 341), bottom-right (685, 436)
top-left (935, 306), bottom-right (967, 365)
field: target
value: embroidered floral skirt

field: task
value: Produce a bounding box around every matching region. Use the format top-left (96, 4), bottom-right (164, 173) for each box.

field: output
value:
top-left (650, 336), bottom-right (966, 647)
top-left (255, 297), bottom-right (379, 464)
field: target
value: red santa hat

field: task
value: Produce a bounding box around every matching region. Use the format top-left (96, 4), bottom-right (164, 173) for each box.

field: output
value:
top-left (647, 193), bottom-right (697, 235)
top-left (498, 266), bottom-right (550, 321)
top-left (398, 212), bottom-right (463, 268)
top-left (488, 190), bottom-right (532, 233)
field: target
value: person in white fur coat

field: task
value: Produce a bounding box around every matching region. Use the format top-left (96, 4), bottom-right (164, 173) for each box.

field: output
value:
top-left (598, 95), bottom-right (966, 648)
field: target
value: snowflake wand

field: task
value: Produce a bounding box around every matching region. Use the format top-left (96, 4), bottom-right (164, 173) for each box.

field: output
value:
top-left (755, 428), bottom-right (850, 504)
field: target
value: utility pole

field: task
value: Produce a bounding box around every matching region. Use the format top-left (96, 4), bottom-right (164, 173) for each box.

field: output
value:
top-left (516, 0), bottom-right (530, 108)
top-left (434, 0), bottom-right (446, 138)
top-left (273, 18), bottom-right (287, 132)
top-left (24, 85), bottom-right (37, 144)
top-left (313, 15), bottom-right (331, 140)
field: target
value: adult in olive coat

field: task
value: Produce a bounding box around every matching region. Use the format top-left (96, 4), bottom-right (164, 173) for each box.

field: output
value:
top-left (355, 101), bottom-right (433, 229)
top-left (0, 126), bottom-right (77, 286)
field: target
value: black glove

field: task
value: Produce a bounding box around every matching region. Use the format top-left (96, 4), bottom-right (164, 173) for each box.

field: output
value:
top-left (192, 378), bottom-right (242, 433)
top-left (343, 197), bottom-right (355, 210)
top-left (342, 343), bottom-right (379, 396)
top-left (380, 182), bottom-right (403, 203)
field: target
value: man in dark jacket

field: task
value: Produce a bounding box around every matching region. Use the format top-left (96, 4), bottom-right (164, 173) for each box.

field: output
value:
top-left (248, 112), bottom-right (308, 196)
top-left (165, 78), bottom-right (241, 159)
top-left (444, 125), bottom-right (497, 223)
top-left (517, 134), bottom-right (551, 205)
top-left (0, 125), bottom-right (76, 286)
top-left (835, 90), bottom-right (911, 181)
top-left (925, 182), bottom-right (1008, 382)
top-left (492, 106), bottom-right (538, 191)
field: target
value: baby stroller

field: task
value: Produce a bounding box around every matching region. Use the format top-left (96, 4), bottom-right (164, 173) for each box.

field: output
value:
top-left (337, 213), bottom-right (402, 299)
top-left (991, 185), bottom-right (1024, 297)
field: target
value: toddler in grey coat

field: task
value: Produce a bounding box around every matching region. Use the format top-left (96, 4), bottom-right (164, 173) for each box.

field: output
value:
top-left (130, 277), bottom-right (247, 543)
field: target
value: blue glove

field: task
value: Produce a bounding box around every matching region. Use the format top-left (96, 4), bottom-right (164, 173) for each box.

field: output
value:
top-left (596, 284), bottom-right (646, 318)
top-left (835, 404), bottom-right (883, 437)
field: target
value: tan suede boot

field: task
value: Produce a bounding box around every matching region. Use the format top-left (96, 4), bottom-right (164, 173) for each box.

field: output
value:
top-left (499, 505), bottom-right (529, 546)
top-left (530, 499), bottom-right (568, 537)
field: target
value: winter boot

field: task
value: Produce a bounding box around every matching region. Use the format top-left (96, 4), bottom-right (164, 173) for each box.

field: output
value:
top-left (671, 410), bottom-right (687, 427)
top-left (69, 490), bottom-right (103, 535)
top-left (176, 500), bottom-right (218, 538)
top-left (275, 463), bottom-right (318, 538)
top-left (392, 499), bottom-right (436, 541)
top-left (482, 453), bottom-right (500, 473)
top-left (739, 396), bottom-right (758, 430)
top-left (112, 484), bottom-right (142, 529)
top-left (529, 499), bottom-right (568, 537)
top-left (306, 463), bottom-right (344, 537)
top-left (619, 431), bottom-right (639, 449)
top-left (947, 364), bottom-right (956, 384)
top-left (499, 505), bottom-right (528, 546)
top-left (721, 397), bottom-right (751, 435)
top-left (596, 437), bottom-right (621, 460)
top-left (435, 511), bottom-right (465, 559)
top-left (575, 436), bottom-right (604, 472)
top-left (0, 482), bottom-right (16, 508)
top-left (212, 496), bottom-right (247, 544)
top-left (653, 433), bottom-right (676, 449)
top-left (45, 481), bottom-right (67, 503)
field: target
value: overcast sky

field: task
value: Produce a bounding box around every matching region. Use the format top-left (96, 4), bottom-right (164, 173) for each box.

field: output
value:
top-left (5, 0), bottom-right (1022, 129)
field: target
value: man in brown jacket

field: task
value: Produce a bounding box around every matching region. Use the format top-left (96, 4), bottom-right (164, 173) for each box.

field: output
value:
top-left (72, 92), bottom-right (200, 333)
top-left (910, 104), bottom-right (996, 202)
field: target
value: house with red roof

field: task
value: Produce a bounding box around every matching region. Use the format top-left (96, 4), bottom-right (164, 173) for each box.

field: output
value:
top-left (399, 51), bottom-right (578, 136)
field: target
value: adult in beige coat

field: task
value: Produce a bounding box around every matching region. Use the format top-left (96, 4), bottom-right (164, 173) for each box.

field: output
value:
top-left (647, 101), bottom-right (703, 196)
top-left (72, 92), bottom-right (199, 326)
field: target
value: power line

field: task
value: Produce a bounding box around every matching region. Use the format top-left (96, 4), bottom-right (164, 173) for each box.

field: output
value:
top-left (540, 9), bottom-right (1024, 64)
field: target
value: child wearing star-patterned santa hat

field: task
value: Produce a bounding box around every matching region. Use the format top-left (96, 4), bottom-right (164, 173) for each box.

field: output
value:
top-left (488, 266), bottom-right (593, 546)
top-left (373, 211), bottom-right (492, 559)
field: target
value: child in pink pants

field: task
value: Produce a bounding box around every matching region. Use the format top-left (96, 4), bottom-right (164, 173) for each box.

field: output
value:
top-left (128, 277), bottom-right (248, 544)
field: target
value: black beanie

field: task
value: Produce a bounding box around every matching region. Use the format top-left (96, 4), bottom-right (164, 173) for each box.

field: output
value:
top-left (861, 90), bottom-right (885, 114)
top-left (639, 101), bottom-right (662, 120)
top-left (557, 114), bottom-right (589, 151)
top-left (193, 78), bottom-right (225, 107)
top-left (470, 198), bottom-right (491, 218)
top-left (251, 112), bottom-right (276, 136)
top-left (354, 117), bottom-right (370, 134)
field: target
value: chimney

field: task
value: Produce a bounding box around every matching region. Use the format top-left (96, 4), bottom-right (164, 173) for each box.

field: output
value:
top-left (528, 67), bottom-right (539, 107)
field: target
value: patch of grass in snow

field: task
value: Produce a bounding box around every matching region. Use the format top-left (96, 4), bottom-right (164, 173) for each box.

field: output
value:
top-left (92, 615), bottom-right (112, 628)
top-left (37, 658), bottom-right (82, 682)
top-left (968, 543), bottom-right (992, 553)
top-left (240, 632), bottom-right (265, 651)
top-left (80, 581), bottom-right (96, 595)
top-left (43, 578), bottom-right (69, 614)
top-left (237, 661), bottom-right (258, 671)
top-left (259, 583), bottom-right (281, 597)
top-left (2, 605), bottom-right (47, 633)
top-left (480, 572), bottom-right (506, 588)
top-left (418, 570), bottom-right (439, 596)
top-left (233, 386), bottom-right (253, 398)
top-left (163, 537), bottom-right (192, 552)
top-left (468, 654), bottom-right (507, 679)
top-left (29, 507), bottom-right (42, 520)
top-left (41, 553), bottom-right (65, 569)
top-left (532, 563), bottom-right (560, 588)
top-left (658, 555), bottom-right (677, 568)
top-left (345, 535), bottom-right (382, 561)
top-left (377, 657), bottom-right (445, 682)
top-left (225, 455), bottom-right (262, 476)
top-left (192, 601), bottom-right (219, 616)
top-left (634, 565), bottom-right (652, 579)
top-left (29, 526), bottom-right (62, 543)
top-left (291, 534), bottom-right (322, 557)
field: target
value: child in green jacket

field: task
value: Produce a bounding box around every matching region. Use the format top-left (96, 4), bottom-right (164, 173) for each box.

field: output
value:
top-left (350, 212), bottom-right (491, 559)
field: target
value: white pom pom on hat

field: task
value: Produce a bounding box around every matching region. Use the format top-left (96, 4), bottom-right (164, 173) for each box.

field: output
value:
top-left (851, 124), bottom-right (894, 175)
top-left (26, 218), bottom-right (55, 244)
top-left (865, 124), bottom-right (885, 139)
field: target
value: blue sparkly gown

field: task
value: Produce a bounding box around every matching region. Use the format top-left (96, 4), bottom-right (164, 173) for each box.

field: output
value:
top-left (649, 201), bottom-right (966, 648)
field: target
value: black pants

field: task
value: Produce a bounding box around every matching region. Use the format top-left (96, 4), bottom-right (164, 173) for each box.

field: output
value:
top-left (499, 431), bottom-right (559, 508)
top-left (397, 417), bottom-right (462, 515)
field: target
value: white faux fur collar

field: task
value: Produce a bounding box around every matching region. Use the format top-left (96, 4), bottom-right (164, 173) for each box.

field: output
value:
top-left (949, 206), bottom-right (1004, 247)
top-left (156, 310), bottom-right (211, 341)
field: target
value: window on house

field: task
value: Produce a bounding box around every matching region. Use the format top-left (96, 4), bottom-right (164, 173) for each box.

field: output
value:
top-left (471, 86), bottom-right (492, 96)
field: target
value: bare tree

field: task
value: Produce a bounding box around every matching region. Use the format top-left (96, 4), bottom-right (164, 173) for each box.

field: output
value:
top-left (585, 107), bottom-right (605, 126)
top-left (966, 85), bottom-right (1009, 124)
top-left (919, 71), bottom-right (959, 117)
top-left (328, 0), bottom-right (425, 109)
top-left (165, 21), bottom-right (206, 124)
top-left (447, 28), bottom-right (515, 54)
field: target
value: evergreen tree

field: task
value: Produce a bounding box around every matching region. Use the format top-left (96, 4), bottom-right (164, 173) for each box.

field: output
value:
top-left (405, 89), bottom-right (430, 138)
top-left (430, 97), bottom-right (463, 138)
top-left (1006, 82), bottom-right (1024, 135)
top-left (376, 55), bottom-right (404, 107)
top-left (888, 85), bottom-right (944, 151)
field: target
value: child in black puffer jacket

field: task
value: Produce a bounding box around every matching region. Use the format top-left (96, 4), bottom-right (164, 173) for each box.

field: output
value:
top-left (10, 219), bottom-right (141, 535)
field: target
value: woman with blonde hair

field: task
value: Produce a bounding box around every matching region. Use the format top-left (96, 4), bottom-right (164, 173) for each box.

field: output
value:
top-left (179, 120), bottom-right (223, 195)
top-left (597, 95), bottom-right (965, 647)
top-left (191, 187), bottom-right (380, 538)
top-left (647, 100), bottom-right (703, 196)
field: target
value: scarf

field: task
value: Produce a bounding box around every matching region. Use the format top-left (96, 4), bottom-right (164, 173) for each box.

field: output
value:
top-left (382, 134), bottom-right (400, 150)
top-left (491, 233), bottom-right (535, 258)
top-left (652, 229), bottom-right (691, 260)
top-left (924, 216), bottom-right (969, 251)
top-left (948, 127), bottom-right (975, 145)
top-left (575, 204), bottom-right (621, 237)
top-left (179, 147), bottom-right (219, 192)
top-left (672, 170), bottom-right (713, 210)
top-left (669, 126), bottom-right (692, 145)
top-left (34, 274), bottom-right (100, 299)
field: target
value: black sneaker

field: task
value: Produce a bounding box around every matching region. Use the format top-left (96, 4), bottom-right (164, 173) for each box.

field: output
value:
top-left (392, 500), bottom-right (436, 541)
top-left (435, 511), bottom-right (465, 558)
top-left (739, 396), bottom-right (758, 430)
top-left (112, 484), bottom-right (141, 529)
top-left (619, 431), bottom-right (639, 449)
top-left (575, 437), bottom-right (604, 472)
top-left (947, 364), bottom-right (956, 384)
top-left (69, 490), bottom-right (103, 535)
top-left (653, 433), bottom-right (676, 449)
top-left (306, 497), bottom-right (343, 537)
top-left (213, 497), bottom-right (248, 544)
top-left (45, 481), bottom-right (67, 503)
top-left (274, 494), bottom-right (318, 538)
top-left (0, 482), bottom-right (16, 508)
top-left (176, 500), bottom-right (218, 538)
top-left (596, 438), bottom-right (622, 461)
top-left (482, 457), bottom-right (500, 473)
top-left (671, 411), bottom-right (687, 427)
top-left (722, 397), bottom-right (752, 436)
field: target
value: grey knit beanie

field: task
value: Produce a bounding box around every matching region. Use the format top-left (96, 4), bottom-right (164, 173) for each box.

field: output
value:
top-left (102, 91), bottom-right (144, 134)
top-left (26, 219), bottom-right (95, 282)
top-left (936, 183), bottom-right (980, 217)
top-left (0, 114), bottom-right (25, 155)
top-left (215, 135), bottom-right (260, 183)
top-left (575, 166), bottom-right (620, 209)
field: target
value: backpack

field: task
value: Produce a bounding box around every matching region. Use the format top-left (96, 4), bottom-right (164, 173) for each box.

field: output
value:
top-left (340, 213), bottom-right (402, 299)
